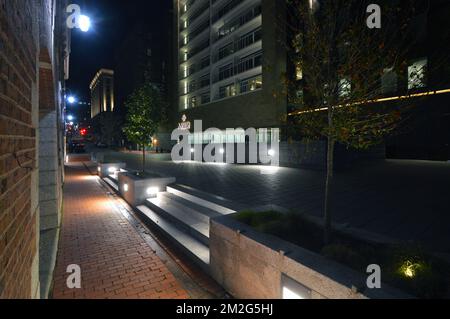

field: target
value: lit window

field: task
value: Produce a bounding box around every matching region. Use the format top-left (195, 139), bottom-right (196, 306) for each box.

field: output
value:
top-left (339, 78), bottom-right (351, 97)
top-left (184, 36), bottom-right (188, 45)
top-left (408, 58), bottom-right (427, 90)
top-left (295, 63), bottom-right (303, 80)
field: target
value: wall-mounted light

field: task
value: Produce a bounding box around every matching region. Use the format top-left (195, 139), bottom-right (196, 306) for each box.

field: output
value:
top-left (268, 149), bottom-right (276, 157)
top-left (123, 184), bottom-right (129, 192)
top-left (191, 148), bottom-right (195, 153)
top-left (281, 275), bottom-right (311, 299)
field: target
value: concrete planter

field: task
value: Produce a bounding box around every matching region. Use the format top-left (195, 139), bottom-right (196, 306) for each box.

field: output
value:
top-left (97, 162), bottom-right (127, 178)
top-left (118, 172), bottom-right (176, 207)
top-left (91, 152), bottom-right (105, 163)
top-left (210, 209), bottom-right (411, 299)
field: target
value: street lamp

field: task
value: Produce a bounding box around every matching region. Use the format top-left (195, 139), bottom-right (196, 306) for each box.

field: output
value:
top-left (67, 115), bottom-right (74, 121)
top-left (67, 96), bottom-right (76, 104)
top-left (78, 15), bottom-right (91, 32)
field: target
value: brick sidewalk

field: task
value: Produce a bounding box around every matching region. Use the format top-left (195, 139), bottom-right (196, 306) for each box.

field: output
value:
top-left (52, 163), bottom-right (189, 299)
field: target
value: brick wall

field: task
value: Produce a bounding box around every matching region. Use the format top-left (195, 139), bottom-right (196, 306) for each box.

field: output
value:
top-left (0, 0), bottom-right (40, 299)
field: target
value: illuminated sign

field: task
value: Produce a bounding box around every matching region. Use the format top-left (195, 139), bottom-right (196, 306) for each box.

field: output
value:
top-left (178, 114), bottom-right (191, 130)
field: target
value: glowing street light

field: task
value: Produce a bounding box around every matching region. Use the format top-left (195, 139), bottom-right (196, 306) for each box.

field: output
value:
top-left (67, 96), bottom-right (76, 104)
top-left (78, 15), bottom-right (91, 32)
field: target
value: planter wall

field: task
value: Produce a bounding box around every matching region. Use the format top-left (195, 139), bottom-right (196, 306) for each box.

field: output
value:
top-left (97, 162), bottom-right (126, 178)
top-left (118, 172), bottom-right (176, 207)
top-left (210, 214), bottom-right (410, 299)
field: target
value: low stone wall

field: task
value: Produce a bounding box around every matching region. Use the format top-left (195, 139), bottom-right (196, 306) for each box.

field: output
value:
top-left (210, 215), bottom-right (410, 299)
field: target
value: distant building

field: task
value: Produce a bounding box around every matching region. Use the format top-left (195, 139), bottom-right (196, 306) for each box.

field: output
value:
top-left (90, 69), bottom-right (115, 118)
top-left (114, 1), bottom-right (172, 150)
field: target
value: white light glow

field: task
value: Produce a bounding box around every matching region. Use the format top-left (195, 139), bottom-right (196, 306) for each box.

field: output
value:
top-left (282, 287), bottom-right (304, 299)
top-left (67, 115), bottom-right (74, 121)
top-left (67, 96), bottom-right (76, 104)
top-left (219, 148), bottom-right (225, 154)
top-left (79, 15), bottom-right (91, 32)
top-left (108, 167), bottom-right (117, 173)
top-left (190, 148), bottom-right (195, 153)
top-left (123, 184), bottom-right (129, 192)
top-left (146, 187), bottom-right (159, 196)
top-left (268, 149), bottom-right (276, 157)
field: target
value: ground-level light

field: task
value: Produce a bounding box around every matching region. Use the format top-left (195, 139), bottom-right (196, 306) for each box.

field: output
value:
top-left (146, 187), bottom-right (159, 196)
top-left (108, 167), bottom-right (117, 173)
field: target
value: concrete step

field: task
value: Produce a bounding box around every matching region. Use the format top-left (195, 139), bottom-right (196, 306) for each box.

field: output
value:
top-left (136, 205), bottom-right (210, 273)
top-left (104, 177), bottom-right (118, 192)
top-left (162, 192), bottom-right (223, 224)
top-left (108, 174), bottom-right (118, 183)
top-left (167, 184), bottom-right (242, 215)
top-left (145, 195), bottom-right (210, 246)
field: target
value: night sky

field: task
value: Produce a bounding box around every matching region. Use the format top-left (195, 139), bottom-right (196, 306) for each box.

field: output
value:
top-left (67, 0), bottom-right (165, 103)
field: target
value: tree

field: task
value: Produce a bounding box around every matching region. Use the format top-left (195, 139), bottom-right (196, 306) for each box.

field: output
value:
top-left (284, 0), bottom-right (432, 244)
top-left (123, 82), bottom-right (167, 174)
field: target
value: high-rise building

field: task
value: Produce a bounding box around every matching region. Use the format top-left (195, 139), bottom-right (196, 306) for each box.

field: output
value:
top-left (173, 0), bottom-right (286, 142)
top-left (90, 69), bottom-right (115, 119)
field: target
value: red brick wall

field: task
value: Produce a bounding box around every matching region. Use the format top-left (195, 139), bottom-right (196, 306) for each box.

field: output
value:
top-left (0, 2), bottom-right (38, 299)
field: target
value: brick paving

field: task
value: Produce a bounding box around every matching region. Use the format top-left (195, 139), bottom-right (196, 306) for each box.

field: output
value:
top-left (52, 163), bottom-right (190, 299)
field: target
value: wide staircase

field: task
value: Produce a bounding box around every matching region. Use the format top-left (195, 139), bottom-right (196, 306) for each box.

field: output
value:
top-left (135, 184), bottom-right (244, 273)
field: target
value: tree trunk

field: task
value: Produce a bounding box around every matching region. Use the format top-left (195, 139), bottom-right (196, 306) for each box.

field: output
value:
top-left (323, 136), bottom-right (335, 245)
top-left (142, 144), bottom-right (146, 174)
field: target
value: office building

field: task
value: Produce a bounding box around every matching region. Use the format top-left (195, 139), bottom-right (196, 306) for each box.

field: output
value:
top-left (90, 69), bottom-right (115, 119)
top-left (173, 0), bottom-right (286, 144)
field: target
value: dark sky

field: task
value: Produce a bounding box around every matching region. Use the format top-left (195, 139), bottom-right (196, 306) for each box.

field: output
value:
top-left (67, 0), bottom-right (165, 102)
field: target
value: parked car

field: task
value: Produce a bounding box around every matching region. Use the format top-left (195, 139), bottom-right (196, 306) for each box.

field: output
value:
top-left (69, 141), bottom-right (86, 153)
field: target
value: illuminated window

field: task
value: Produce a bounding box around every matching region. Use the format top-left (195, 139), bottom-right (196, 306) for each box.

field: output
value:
top-left (408, 58), bottom-right (427, 90)
top-left (240, 75), bottom-right (262, 93)
top-left (219, 83), bottom-right (237, 98)
top-left (339, 78), bottom-right (351, 97)
top-left (295, 63), bottom-right (303, 80)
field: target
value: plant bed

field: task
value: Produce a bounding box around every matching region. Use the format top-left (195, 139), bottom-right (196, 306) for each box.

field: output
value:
top-left (229, 210), bottom-right (450, 299)
top-left (118, 171), bottom-right (176, 207)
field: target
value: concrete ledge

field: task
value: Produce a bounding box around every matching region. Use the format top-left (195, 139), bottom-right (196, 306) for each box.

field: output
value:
top-left (97, 162), bottom-right (126, 178)
top-left (210, 213), bottom-right (412, 299)
top-left (118, 172), bottom-right (176, 207)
